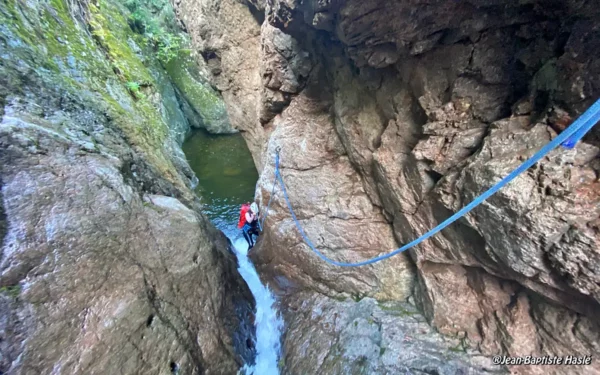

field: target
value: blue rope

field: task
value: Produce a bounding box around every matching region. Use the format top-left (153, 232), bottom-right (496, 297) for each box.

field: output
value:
top-left (273, 98), bottom-right (600, 267)
top-left (562, 105), bottom-right (600, 148)
top-left (258, 167), bottom-right (278, 232)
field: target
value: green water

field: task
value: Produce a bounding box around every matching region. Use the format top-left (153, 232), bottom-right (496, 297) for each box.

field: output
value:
top-left (182, 129), bottom-right (258, 238)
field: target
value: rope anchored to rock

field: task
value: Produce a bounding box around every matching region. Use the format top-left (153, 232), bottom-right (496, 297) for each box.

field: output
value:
top-left (257, 146), bottom-right (281, 232)
top-left (262, 98), bottom-right (600, 267)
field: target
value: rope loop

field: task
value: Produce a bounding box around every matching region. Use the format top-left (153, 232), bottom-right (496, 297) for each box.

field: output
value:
top-left (266, 98), bottom-right (600, 267)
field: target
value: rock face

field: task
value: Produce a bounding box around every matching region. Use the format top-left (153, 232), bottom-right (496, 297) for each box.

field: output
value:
top-left (281, 293), bottom-right (501, 374)
top-left (0, 0), bottom-right (251, 374)
top-left (175, 0), bottom-right (600, 373)
top-left (164, 53), bottom-right (236, 135)
top-left (254, 92), bottom-right (416, 302)
top-left (173, 0), bottom-right (266, 164)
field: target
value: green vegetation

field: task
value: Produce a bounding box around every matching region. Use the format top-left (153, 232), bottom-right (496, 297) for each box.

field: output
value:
top-left (126, 81), bottom-right (141, 92)
top-left (164, 52), bottom-right (228, 126)
top-left (0, 0), bottom-right (183, 188)
top-left (88, 0), bottom-right (154, 84)
top-left (332, 294), bottom-right (349, 302)
top-left (85, 0), bottom-right (177, 179)
top-left (120, 0), bottom-right (230, 132)
top-left (0, 285), bottom-right (21, 299)
top-left (351, 293), bottom-right (365, 302)
top-left (0, 0), bottom-right (227, 190)
top-left (126, 81), bottom-right (145, 99)
top-left (123, 0), bottom-right (187, 63)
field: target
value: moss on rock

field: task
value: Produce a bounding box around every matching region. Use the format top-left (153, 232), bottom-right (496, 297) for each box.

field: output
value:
top-left (0, 0), bottom-right (188, 190)
top-left (0, 285), bottom-right (21, 299)
top-left (113, 0), bottom-right (233, 134)
top-left (164, 52), bottom-right (235, 134)
top-left (88, 0), bottom-right (154, 84)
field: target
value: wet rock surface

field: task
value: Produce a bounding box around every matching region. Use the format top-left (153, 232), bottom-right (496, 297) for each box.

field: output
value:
top-left (281, 293), bottom-right (502, 375)
top-left (175, 0), bottom-right (600, 373)
top-left (0, 0), bottom-right (252, 373)
top-left (173, 0), bottom-right (266, 164)
top-left (252, 91), bottom-right (416, 302)
top-left (164, 53), bottom-right (235, 135)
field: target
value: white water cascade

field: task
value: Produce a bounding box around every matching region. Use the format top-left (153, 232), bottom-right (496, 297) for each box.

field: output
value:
top-left (232, 238), bottom-right (283, 375)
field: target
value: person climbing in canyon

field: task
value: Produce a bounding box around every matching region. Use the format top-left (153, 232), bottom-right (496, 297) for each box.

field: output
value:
top-left (238, 202), bottom-right (261, 249)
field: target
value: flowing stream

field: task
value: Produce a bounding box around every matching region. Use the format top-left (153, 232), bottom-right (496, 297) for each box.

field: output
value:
top-left (182, 129), bottom-right (283, 374)
top-left (234, 238), bottom-right (283, 375)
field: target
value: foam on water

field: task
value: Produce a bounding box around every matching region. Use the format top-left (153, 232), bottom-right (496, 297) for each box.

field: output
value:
top-left (181, 130), bottom-right (279, 372)
top-left (232, 238), bottom-right (283, 375)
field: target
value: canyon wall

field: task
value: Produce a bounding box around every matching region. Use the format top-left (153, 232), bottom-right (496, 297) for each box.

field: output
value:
top-left (175, 0), bottom-right (600, 373)
top-left (0, 0), bottom-right (251, 373)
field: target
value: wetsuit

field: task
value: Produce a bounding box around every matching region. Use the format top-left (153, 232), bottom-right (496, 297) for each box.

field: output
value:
top-left (243, 213), bottom-right (260, 248)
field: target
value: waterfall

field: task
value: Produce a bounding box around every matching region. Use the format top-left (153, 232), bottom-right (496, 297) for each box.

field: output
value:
top-left (232, 238), bottom-right (283, 375)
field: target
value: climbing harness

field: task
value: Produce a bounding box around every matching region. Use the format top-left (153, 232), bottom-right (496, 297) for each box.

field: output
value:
top-left (264, 98), bottom-right (600, 267)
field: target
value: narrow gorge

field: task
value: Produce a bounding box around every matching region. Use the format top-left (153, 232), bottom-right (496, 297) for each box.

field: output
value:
top-left (1, 0), bottom-right (600, 374)
top-left (0, 0), bottom-right (255, 373)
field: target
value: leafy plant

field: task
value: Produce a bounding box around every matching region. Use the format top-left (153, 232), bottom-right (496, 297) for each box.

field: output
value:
top-left (126, 81), bottom-right (140, 91)
top-left (126, 81), bottom-right (145, 99)
top-left (155, 32), bottom-right (185, 63)
top-left (123, 0), bottom-right (186, 63)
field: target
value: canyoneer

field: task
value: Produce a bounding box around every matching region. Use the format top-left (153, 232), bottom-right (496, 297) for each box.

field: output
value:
top-left (238, 202), bottom-right (260, 249)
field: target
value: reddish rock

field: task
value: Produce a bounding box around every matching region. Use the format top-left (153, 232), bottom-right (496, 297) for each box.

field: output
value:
top-left (175, 0), bottom-right (600, 373)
